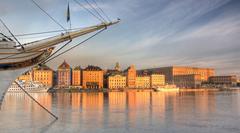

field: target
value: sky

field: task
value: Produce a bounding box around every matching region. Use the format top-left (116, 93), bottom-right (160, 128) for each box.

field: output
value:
top-left (0, 0), bottom-right (240, 75)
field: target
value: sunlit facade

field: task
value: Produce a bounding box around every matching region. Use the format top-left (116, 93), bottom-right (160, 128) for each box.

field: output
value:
top-left (149, 66), bottom-right (215, 84)
top-left (150, 74), bottom-right (165, 88)
top-left (82, 65), bottom-right (104, 89)
top-left (57, 60), bottom-right (71, 88)
top-left (17, 71), bottom-right (32, 81)
top-left (173, 74), bottom-right (202, 88)
top-left (33, 65), bottom-right (54, 87)
top-left (136, 76), bottom-right (150, 89)
top-left (72, 66), bottom-right (81, 87)
top-left (208, 75), bottom-right (237, 87)
top-left (108, 74), bottom-right (126, 89)
top-left (127, 65), bottom-right (136, 88)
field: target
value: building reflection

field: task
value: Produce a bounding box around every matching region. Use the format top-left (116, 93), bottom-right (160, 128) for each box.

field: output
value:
top-left (81, 92), bottom-right (104, 128)
top-left (1, 91), bottom-right (222, 129)
top-left (107, 92), bottom-right (126, 128)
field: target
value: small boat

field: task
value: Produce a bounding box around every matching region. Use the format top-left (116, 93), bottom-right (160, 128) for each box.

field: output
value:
top-left (153, 85), bottom-right (179, 92)
top-left (7, 80), bottom-right (49, 93)
top-left (228, 87), bottom-right (240, 90)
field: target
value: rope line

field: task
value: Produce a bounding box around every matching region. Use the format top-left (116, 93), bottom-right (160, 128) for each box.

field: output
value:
top-left (92, 0), bottom-right (111, 22)
top-left (6, 28), bottom-right (82, 37)
top-left (83, 0), bottom-right (106, 22)
top-left (14, 80), bottom-right (58, 119)
top-left (30, 0), bottom-right (67, 31)
top-left (73, 0), bottom-right (104, 22)
top-left (0, 18), bottom-right (25, 50)
top-left (40, 40), bottom-right (72, 64)
top-left (43, 28), bottom-right (105, 64)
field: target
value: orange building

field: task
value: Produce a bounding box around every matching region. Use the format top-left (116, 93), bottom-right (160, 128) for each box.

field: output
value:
top-left (127, 65), bottom-right (136, 88)
top-left (148, 66), bottom-right (214, 84)
top-left (57, 61), bottom-right (71, 88)
top-left (82, 65), bottom-right (104, 89)
top-left (33, 65), bottom-right (54, 87)
top-left (72, 66), bottom-right (81, 86)
top-left (18, 71), bottom-right (32, 81)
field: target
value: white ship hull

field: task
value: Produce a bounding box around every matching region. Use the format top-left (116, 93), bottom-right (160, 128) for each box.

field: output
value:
top-left (0, 67), bottom-right (30, 105)
top-left (7, 81), bottom-right (49, 93)
top-left (0, 49), bottom-right (52, 106)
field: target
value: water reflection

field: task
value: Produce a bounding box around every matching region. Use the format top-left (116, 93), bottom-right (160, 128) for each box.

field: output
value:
top-left (1, 91), bottom-right (240, 133)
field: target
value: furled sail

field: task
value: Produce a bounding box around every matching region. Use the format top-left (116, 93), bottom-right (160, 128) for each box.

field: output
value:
top-left (19, 20), bottom-right (120, 51)
top-left (0, 20), bottom-right (120, 107)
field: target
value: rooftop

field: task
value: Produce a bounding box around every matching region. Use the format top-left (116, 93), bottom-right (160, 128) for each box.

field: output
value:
top-left (58, 60), bottom-right (71, 69)
top-left (73, 66), bottom-right (81, 70)
top-left (84, 65), bottom-right (102, 71)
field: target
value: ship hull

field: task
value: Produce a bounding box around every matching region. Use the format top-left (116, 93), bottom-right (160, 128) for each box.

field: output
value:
top-left (0, 48), bottom-right (53, 106)
top-left (0, 67), bottom-right (30, 106)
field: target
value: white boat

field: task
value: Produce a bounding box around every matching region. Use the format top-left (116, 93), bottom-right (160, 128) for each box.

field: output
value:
top-left (153, 85), bottom-right (180, 92)
top-left (8, 80), bottom-right (49, 93)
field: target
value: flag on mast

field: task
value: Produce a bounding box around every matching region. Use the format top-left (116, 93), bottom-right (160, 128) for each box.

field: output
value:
top-left (67, 2), bottom-right (70, 22)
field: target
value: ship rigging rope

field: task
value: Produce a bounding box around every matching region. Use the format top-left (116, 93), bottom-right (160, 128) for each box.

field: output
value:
top-left (0, 18), bottom-right (25, 50)
top-left (42, 28), bottom-right (106, 64)
top-left (6, 28), bottom-right (83, 38)
top-left (40, 40), bottom-right (72, 64)
top-left (29, 0), bottom-right (67, 31)
top-left (83, 0), bottom-right (106, 22)
top-left (91, 0), bottom-right (111, 22)
top-left (73, 0), bottom-right (105, 23)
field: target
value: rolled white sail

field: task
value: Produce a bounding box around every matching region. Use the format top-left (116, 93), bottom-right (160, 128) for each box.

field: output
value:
top-left (21, 20), bottom-right (120, 51)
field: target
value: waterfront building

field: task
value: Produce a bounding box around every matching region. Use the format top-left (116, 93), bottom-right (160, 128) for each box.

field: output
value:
top-left (33, 65), bottom-right (54, 87)
top-left (72, 66), bottom-right (81, 87)
top-left (173, 74), bottom-right (202, 88)
top-left (57, 60), bottom-right (71, 88)
top-left (17, 71), bottom-right (32, 81)
top-left (136, 76), bottom-right (150, 89)
top-left (144, 66), bottom-right (214, 84)
top-left (127, 65), bottom-right (136, 88)
top-left (82, 65), bottom-right (104, 89)
top-left (150, 74), bottom-right (165, 88)
top-left (208, 75), bottom-right (237, 87)
top-left (108, 74), bottom-right (126, 89)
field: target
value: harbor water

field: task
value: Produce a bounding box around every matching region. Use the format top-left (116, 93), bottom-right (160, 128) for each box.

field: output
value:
top-left (0, 91), bottom-right (240, 133)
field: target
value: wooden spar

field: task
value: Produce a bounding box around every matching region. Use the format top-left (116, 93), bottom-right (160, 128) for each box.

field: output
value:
top-left (21, 20), bottom-right (120, 52)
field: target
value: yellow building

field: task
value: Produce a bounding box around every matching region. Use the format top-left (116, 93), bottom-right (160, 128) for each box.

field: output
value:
top-left (150, 74), bottom-right (165, 88)
top-left (136, 76), bottom-right (150, 89)
top-left (18, 71), bottom-right (32, 81)
top-left (72, 66), bottom-right (81, 87)
top-left (127, 65), bottom-right (136, 88)
top-left (82, 65), bottom-right (104, 89)
top-left (33, 65), bottom-right (54, 87)
top-left (108, 74), bottom-right (126, 89)
top-left (57, 61), bottom-right (71, 88)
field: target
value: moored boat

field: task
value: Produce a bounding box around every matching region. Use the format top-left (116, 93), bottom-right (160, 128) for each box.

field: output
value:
top-left (153, 85), bottom-right (179, 92)
top-left (7, 80), bottom-right (49, 93)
